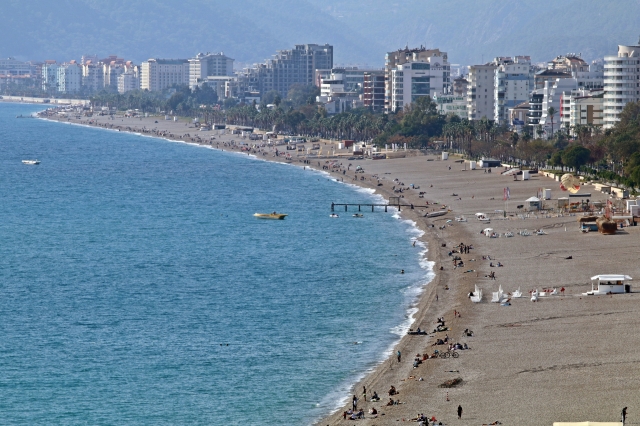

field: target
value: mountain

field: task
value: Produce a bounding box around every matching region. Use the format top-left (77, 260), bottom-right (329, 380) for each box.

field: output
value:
top-left (1, 0), bottom-right (638, 67)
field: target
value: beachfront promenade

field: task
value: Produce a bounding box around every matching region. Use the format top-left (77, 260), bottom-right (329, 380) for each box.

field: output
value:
top-left (42, 112), bottom-right (640, 425)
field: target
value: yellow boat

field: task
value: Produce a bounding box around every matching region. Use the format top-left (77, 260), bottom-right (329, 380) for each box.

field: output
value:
top-left (253, 212), bottom-right (288, 220)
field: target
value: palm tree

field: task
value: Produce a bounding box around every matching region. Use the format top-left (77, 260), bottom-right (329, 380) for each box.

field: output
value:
top-left (547, 106), bottom-right (557, 138)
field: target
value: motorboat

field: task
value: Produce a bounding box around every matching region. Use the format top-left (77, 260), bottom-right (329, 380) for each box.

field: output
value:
top-left (329, 213), bottom-right (340, 218)
top-left (253, 212), bottom-right (288, 220)
top-left (425, 210), bottom-right (447, 218)
top-left (22, 159), bottom-right (40, 165)
top-left (352, 213), bottom-right (364, 218)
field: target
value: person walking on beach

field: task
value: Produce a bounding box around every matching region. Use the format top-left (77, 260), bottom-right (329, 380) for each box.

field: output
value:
top-left (622, 407), bottom-right (627, 424)
top-left (362, 386), bottom-right (367, 401)
top-left (352, 395), bottom-right (358, 410)
top-left (397, 350), bottom-right (401, 362)
top-left (457, 405), bottom-right (463, 419)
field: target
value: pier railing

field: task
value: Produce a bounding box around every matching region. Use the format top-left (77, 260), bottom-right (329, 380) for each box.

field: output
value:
top-left (331, 202), bottom-right (414, 212)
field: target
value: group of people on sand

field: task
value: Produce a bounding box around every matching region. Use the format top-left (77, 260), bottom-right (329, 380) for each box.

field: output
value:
top-left (342, 387), bottom-right (381, 420)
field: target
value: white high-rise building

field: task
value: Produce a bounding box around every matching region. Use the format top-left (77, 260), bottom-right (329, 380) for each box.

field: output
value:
top-left (188, 52), bottom-right (234, 89)
top-left (493, 56), bottom-right (534, 124)
top-left (390, 58), bottom-right (448, 113)
top-left (384, 47), bottom-right (449, 113)
top-left (538, 77), bottom-right (578, 137)
top-left (118, 71), bottom-right (139, 93)
top-left (140, 59), bottom-right (189, 91)
top-left (467, 64), bottom-right (497, 120)
top-left (56, 62), bottom-right (82, 93)
top-left (82, 61), bottom-right (104, 92)
top-left (603, 42), bottom-right (640, 129)
top-left (42, 61), bottom-right (59, 92)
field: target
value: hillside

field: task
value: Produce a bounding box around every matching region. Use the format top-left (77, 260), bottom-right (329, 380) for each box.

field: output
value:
top-left (1, 0), bottom-right (638, 66)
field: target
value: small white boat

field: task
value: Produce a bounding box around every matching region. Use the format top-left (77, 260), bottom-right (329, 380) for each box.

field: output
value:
top-left (329, 213), bottom-right (340, 218)
top-left (253, 212), bottom-right (288, 220)
top-left (22, 159), bottom-right (40, 165)
top-left (425, 210), bottom-right (447, 218)
top-left (352, 213), bottom-right (364, 218)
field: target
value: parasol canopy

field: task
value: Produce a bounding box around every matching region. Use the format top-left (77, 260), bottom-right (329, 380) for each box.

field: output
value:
top-left (560, 174), bottom-right (581, 193)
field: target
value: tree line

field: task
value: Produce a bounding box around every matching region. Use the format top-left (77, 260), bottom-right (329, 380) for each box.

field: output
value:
top-left (90, 85), bottom-right (640, 190)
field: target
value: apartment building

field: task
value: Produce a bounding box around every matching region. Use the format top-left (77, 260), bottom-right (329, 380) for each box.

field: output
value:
top-left (82, 61), bottom-right (104, 92)
top-left (433, 94), bottom-right (467, 118)
top-left (140, 59), bottom-right (189, 91)
top-left (316, 74), bottom-right (362, 114)
top-left (527, 89), bottom-right (544, 130)
top-left (363, 71), bottom-right (385, 112)
top-left (537, 77), bottom-right (578, 137)
top-left (188, 52), bottom-right (234, 89)
top-left (118, 70), bottom-right (140, 93)
top-left (452, 76), bottom-right (468, 96)
top-left (0, 58), bottom-right (34, 76)
top-left (493, 56), bottom-right (534, 124)
top-left (262, 44), bottom-right (333, 97)
top-left (41, 61), bottom-right (58, 92)
top-left (103, 62), bottom-right (125, 91)
top-left (0, 58), bottom-right (37, 90)
top-left (201, 76), bottom-right (237, 99)
top-left (315, 67), bottom-right (381, 93)
top-left (384, 47), bottom-right (449, 113)
top-left (56, 62), bottom-right (82, 93)
top-left (562, 89), bottom-right (604, 133)
top-left (390, 59), bottom-right (448, 112)
top-left (603, 42), bottom-right (640, 129)
top-left (509, 101), bottom-right (530, 130)
top-left (467, 63), bottom-right (497, 120)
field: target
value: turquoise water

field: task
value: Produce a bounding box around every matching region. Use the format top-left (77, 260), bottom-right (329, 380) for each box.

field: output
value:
top-left (0, 103), bottom-right (432, 425)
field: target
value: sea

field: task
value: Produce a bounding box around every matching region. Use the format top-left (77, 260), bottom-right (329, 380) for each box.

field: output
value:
top-left (0, 102), bottom-right (433, 425)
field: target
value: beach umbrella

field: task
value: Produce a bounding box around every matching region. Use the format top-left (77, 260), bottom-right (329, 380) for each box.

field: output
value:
top-left (560, 174), bottom-right (580, 194)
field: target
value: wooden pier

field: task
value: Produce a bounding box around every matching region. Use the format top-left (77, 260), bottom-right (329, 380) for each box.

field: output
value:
top-left (331, 202), bottom-right (414, 212)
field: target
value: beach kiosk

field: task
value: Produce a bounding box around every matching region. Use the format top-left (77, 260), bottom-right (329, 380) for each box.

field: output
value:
top-left (584, 274), bottom-right (632, 295)
top-left (525, 196), bottom-right (541, 211)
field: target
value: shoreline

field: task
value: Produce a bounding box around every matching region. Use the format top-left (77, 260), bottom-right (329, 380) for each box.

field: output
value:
top-left (36, 109), bottom-right (449, 423)
top-left (33, 107), bottom-right (640, 425)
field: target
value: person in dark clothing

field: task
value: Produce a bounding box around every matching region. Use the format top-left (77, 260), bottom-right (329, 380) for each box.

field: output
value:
top-left (457, 405), bottom-right (463, 419)
top-left (622, 407), bottom-right (627, 424)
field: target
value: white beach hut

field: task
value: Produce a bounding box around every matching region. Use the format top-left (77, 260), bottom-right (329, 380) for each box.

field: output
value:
top-left (584, 275), bottom-right (632, 295)
top-left (525, 196), bottom-right (541, 211)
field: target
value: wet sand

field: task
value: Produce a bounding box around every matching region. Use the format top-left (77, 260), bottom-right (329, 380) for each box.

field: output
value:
top-left (41, 112), bottom-right (640, 425)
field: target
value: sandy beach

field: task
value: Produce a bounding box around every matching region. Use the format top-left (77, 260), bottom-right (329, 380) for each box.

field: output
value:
top-left (40, 111), bottom-right (640, 425)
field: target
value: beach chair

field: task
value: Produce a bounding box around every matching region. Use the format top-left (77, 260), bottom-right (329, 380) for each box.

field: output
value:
top-left (531, 289), bottom-right (539, 302)
top-left (512, 288), bottom-right (522, 298)
top-left (470, 285), bottom-right (482, 303)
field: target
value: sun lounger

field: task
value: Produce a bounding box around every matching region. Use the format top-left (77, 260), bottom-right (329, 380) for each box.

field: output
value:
top-left (470, 285), bottom-right (482, 303)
